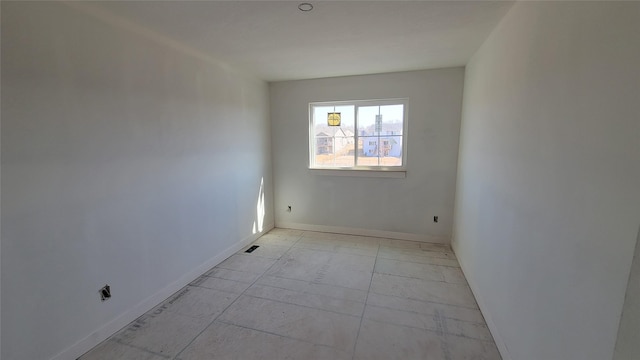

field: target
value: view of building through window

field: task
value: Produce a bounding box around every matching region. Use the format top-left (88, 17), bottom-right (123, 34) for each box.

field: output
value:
top-left (310, 99), bottom-right (407, 169)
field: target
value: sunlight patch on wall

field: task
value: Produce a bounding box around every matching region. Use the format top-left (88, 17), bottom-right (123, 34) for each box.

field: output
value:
top-left (252, 177), bottom-right (265, 234)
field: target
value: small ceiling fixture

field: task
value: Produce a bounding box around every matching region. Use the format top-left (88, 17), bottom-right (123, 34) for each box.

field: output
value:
top-left (298, 3), bottom-right (313, 12)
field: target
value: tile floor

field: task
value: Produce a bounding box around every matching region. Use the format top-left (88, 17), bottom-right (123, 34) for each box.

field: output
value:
top-left (80, 228), bottom-right (501, 360)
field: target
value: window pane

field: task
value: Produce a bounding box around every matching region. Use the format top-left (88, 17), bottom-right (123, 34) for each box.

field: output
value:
top-left (356, 104), bottom-right (403, 167)
top-left (313, 105), bottom-right (355, 167)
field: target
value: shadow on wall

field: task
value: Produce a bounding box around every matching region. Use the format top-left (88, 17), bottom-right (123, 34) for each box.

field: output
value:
top-left (253, 177), bottom-right (265, 234)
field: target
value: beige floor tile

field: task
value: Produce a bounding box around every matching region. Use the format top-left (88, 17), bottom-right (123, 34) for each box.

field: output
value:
top-left (440, 266), bottom-right (468, 284)
top-left (375, 258), bottom-right (470, 285)
top-left (364, 305), bottom-right (493, 341)
top-left (79, 340), bottom-right (168, 360)
top-left (257, 275), bottom-right (368, 303)
top-left (377, 247), bottom-right (461, 267)
top-left (158, 286), bottom-right (238, 320)
top-left (441, 335), bottom-right (502, 360)
top-left (374, 257), bottom-right (446, 282)
top-left (205, 267), bottom-right (261, 283)
top-left (303, 233), bottom-right (380, 247)
top-left (244, 283), bottom-right (365, 316)
top-left (267, 247), bottom-right (375, 290)
top-left (355, 318), bottom-right (500, 360)
top-left (439, 316), bottom-right (495, 342)
top-left (216, 253), bottom-right (277, 274)
top-left (353, 318), bottom-right (446, 360)
top-left (366, 292), bottom-right (486, 324)
top-left (294, 237), bottom-right (378, 257)
top-left (378, 238), bottom-right (424, 249)
top-left (370, 273), bottom-right (478, 308)
top-left (191, 275), bottom-right (252, 294)
top-left (377, 238), bottom-right (448, 251)
top-left (379, 245), bottom-right (457, 260)
top-left (301, 231), bottom-right (339, 239)
top-left (177, 321), bottom-right (351, 360)
top-left (218, 295), bottom-right (360, 351)
top-left (111, 309), bottom-right (210, 358)
top-left (268, 228), bottom-right (304, 236)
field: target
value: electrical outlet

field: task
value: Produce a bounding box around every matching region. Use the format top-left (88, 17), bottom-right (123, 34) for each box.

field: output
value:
top-left (287, 205), bottom-right (292, 212)
top-left (100, 284), bottom-right (111, 301)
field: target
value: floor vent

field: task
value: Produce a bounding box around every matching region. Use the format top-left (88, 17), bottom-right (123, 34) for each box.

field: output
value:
top-left (245, 245), bottom-right (260, 253)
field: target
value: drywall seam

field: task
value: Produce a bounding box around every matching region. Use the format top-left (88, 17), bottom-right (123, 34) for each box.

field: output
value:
top-left (277, 221), bottom-right (449, 244)
top-left (49, 223), bottom-right (274, 360)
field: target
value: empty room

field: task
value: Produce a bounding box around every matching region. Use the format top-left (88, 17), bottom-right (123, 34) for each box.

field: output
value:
top-left (1, 1), bottom-right (639, 360)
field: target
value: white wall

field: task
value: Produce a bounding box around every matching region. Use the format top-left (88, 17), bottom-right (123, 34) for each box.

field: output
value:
top-left (1, 2), bottom-right (273, 360)
top-left (270, 69), bottom-right (463, 242)
top-left (614, 226), bottom-right (640, 360)
top-left (453, 2), bottom-right (640, 360)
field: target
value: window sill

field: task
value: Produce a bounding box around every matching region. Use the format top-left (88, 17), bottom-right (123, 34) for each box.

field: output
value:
top-left (308, 168), bottom-right (406, 178)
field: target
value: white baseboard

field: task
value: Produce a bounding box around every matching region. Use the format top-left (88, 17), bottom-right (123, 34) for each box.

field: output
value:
top-left (452, 242), bottom-right (511, 360)
top-left (276, 221), bottom-right (449, 244)
top-left (51, 223), bottom-right (274, 360)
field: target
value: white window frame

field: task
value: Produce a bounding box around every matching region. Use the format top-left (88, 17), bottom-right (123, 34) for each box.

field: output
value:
top-left (308, 98), bottom-right (408, 175)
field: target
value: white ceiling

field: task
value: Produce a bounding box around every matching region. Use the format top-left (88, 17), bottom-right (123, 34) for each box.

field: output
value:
top-left (90, 1), bottom-right (515, 82)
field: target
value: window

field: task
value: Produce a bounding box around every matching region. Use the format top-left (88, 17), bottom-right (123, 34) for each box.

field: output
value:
top-left (309, 99), bottom-right (407, 171)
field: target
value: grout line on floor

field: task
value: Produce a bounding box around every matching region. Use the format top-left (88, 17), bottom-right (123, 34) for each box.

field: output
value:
top-left (372, 269), bottom-right (462, 285)
top-left (350, 237), bottom-right (381, 360)
top-left (248, 281), bottom-right (367, 304)
top-left (375, 254), bottom-right (461, 268)
top-left (289, 244), bottom-right (379, 257)
top-left (360, 314), bottom-right (494, 343)
top-left (366, 290), bottom-right (481, 311)
top-left (214, 318), bottom-right (351, 354)
top-left (238, 292), bottom-right (363, 318)
top-left (171, 232), bottom-right (303, 359)
top-left (262, 273), bottom-right (371, 293)
top-left (363, 303), bottom-right (485, 324)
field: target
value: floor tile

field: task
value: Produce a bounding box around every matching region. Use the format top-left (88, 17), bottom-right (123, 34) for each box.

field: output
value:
top-left (380, 239), bottom-right (449, 250)
top-left (364, 304), bottom-right (493, 341)
top-left (158, 286), bottom-right (238, 320)
top-left (366, 292), bottom-right (486, 324)
top-left (79, 340), bottom-right (168, 360)
top-left (440, 266), bottom-right (468, 284)
top-left (379, 245), bottom-right (456, 260)
top-left (441, 334), bottom-right (502, 360)
top-left (177, 321), bottom-right (351, 360)
top-left (218, 295), bottom-right (361, 351)
top-left (303, 232), bottom-right (380, 246)
top-left (370, 273), bottom-right (478, 308)
top-left (377, 247), bottom-right (461, 267)
top-left (216, 253), bottom-right (277, 274)
top-left (205, 267), bottom-right (261, 283)
top-left (266, 248), bottom-right (375, 291)
top-left (257, 275), bottom-right (368, 303)
top-left (374, 257), bottom-right (446, 282)
top-left (244, 283), bottom-right (365, 316)
top-left (111, 309), bottom-right (210, 358)
top-left (353, 318), bottom-right (446, 360)
top-left (295, 237), bottom-right (378, 257)
top-left (268, 228), bottom-right (304, 236)
top-left (191, 275), bottom-right (252, 294)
